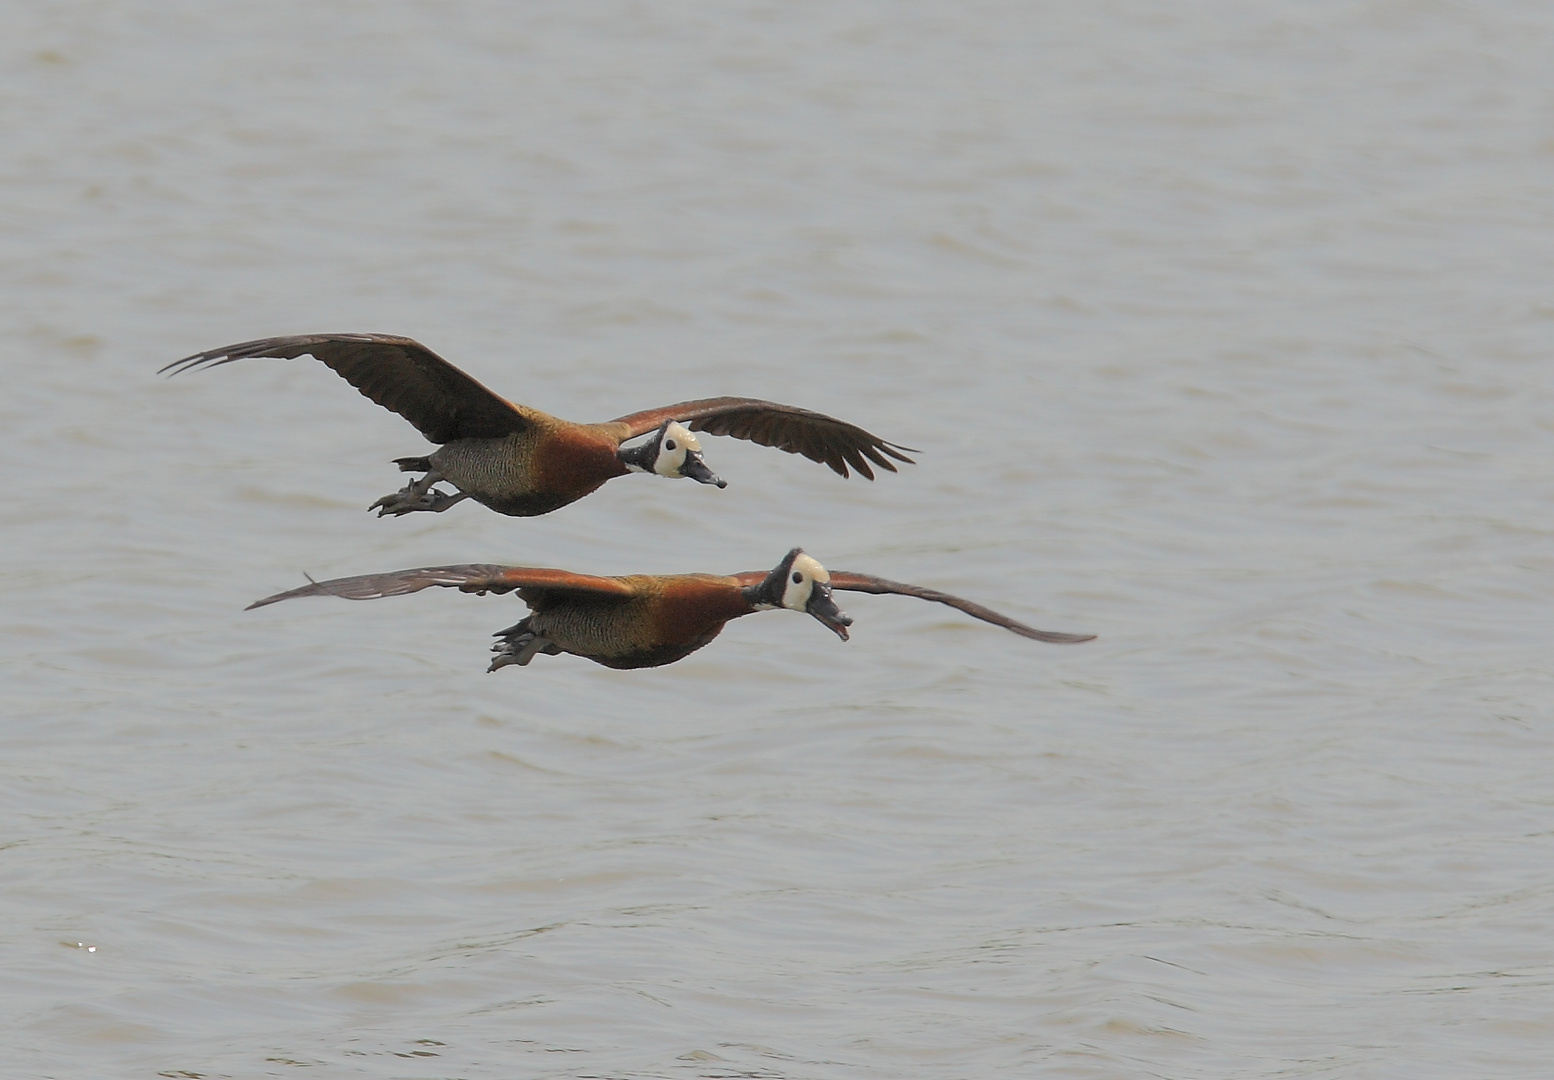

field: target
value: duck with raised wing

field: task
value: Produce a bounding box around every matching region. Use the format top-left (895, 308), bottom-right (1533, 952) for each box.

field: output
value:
top-left (248, 548), bottom-right (1095, 671)
top-left (163, 334), bottom-right (915, 518)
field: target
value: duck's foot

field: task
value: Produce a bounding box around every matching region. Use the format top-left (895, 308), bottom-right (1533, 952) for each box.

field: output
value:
top-left (370, 485), bottom-right (468, 516)
top-left (369, 471), bottom-right (470, 517)
top-left (490, 622), bottom-right (561, 671)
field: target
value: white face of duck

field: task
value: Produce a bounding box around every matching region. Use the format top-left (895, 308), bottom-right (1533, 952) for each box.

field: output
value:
top-left (778, 550), bottom-right (852, 641)
top-left (652, 422), bottom-right (701, 477)
top-left (621, 420), bottom-right (728, 487)
top-left (781, 552), bottom-right (830, 612)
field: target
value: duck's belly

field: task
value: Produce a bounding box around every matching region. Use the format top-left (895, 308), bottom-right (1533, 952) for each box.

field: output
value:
top-left (535, 599), bottom-right (727, 670)
top-left (585, 634), bottom-right (723, 670)
top-left (431, 432), bottom-right (617, 517)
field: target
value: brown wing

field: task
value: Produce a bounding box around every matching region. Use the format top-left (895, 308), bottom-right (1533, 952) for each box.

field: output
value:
top-left (827, 571), bottom-right (1096, 644)
top-left (610, 397), bottom-right (916, 480)
top-left (248, 564), bottom-right (638, 610)
top-left (161, 333), bottom-right (529, 443)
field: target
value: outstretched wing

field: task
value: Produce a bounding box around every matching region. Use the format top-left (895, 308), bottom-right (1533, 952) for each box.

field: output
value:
top-left (248, 564), bottom-right (638, 610)
top-left (826, 571), bottom-right (1096, 643)
top-left (162, 333), bottom-right (529, 443)
top-left (609, 397), bottom-right (915, 480)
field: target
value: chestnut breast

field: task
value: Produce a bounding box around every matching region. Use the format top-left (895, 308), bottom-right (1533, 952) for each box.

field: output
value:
top-left (431, 422), bottom-right (628, 517)
top-left (525, 574), bottom-right (752, 669)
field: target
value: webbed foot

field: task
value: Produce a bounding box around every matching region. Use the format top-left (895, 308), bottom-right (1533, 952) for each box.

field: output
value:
top-left (368, 469), bottom-right (470, 516)
top-left (490, 622), bottom-right (561, 670)
top-left (370, 484), bottom-right (469, 517)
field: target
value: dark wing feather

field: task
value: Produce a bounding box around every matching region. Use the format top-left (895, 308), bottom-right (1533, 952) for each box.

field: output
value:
top-left (248, 564), bottom-right (637, 610)
top-left (162, 333), bottom-right (528, 443)
top-left (610, 397), bottom-right (915, 480)
top-left (827, 571), bottom-right (1096, 643)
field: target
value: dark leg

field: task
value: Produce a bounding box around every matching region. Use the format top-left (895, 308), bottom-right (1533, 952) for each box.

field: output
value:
top-left (490, 619), bottom-right (562, 670)
top-left (369, 469), bottom-right (471, 517)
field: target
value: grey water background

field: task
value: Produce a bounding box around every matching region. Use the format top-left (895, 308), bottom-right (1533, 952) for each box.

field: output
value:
top-left (5, 1), bottom-right (1554, 1076)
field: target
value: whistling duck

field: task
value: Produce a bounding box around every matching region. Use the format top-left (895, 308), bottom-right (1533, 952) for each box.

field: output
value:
top-left (248, 548), bottom-right (1096, 670)
top-left (162, 334), bottom-right (915, 517)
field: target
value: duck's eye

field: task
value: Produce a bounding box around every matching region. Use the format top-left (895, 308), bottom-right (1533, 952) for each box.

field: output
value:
top-left (792, 572), bottom-right (803, 584)
top-left (665, 440), bottom-right (677, 451)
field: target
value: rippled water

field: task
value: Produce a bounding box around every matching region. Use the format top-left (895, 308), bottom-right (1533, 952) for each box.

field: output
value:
top-left (6, 2), bottom-right (1554, 1077)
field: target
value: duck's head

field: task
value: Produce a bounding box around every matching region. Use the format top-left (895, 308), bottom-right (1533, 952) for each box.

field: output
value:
top-left (619, 420), bottom-right (727, 487)
top-left (748, 548), bottom-right (853, 641)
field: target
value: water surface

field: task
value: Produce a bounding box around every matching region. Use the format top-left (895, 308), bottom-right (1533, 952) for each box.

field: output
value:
top-left (5, 2), bottom-right (1554, 1077)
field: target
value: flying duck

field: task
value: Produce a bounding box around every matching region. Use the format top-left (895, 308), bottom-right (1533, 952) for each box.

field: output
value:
top-left (248, 548), bottom-right (1095, 670)
top-left (162, 334), bottom-right (915, 518)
